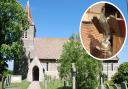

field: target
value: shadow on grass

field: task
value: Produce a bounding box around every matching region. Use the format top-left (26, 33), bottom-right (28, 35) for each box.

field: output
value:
top-left (57, 86), bottom-right (72, 89)
top-left (5, 80), bottom-right (30, 89)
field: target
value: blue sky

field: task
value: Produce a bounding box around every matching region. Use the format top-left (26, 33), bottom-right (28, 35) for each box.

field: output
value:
top-left (8, 0), bottom-right (128, 70)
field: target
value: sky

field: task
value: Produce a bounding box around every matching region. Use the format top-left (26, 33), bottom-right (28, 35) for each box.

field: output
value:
top-left (8, 0), bottom-right (128, 70)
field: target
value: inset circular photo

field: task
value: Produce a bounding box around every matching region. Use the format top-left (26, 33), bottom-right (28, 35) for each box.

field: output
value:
top-left (80, 2), bottom-right (127, 60)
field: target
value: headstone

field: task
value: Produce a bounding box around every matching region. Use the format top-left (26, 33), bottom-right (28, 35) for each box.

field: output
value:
top-left (64, 80), bottom-right (66, 89)
top-left (121, 81), bottom-right (127, 89)
top-left (4, 78), bottom-right (7, 89)
top-left (106, 83), bottom-right (111, 89)
top-left (45, 79), bottom-right (48, 89)
top-left (6, 76), bottom-right (9, 86)
top-left (11, 75), bottom-right (21, 83)
top-left (66, 81), bottom-right (69, 86)
top-left (5, 78), bottom-right (8, 86)
top-left (2, 77), bottom-right (5, 89)
top-left (8, 75), bottom-right (11, 85)
top-left (101, 76), bottom-right (104, 89)
top-left (72, 63), bottom-right (76, 89)
top-left (113, 84), bottom-right (118, 89)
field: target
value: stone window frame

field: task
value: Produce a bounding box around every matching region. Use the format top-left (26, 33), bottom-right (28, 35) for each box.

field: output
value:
top-left (22, 30), bottom-right (28, 38)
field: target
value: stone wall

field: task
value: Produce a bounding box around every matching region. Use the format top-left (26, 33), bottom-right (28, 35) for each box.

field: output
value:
top-left (102, 62), bottom-right (119, 80)
top-left (40, 60), bottom-right (59, 79)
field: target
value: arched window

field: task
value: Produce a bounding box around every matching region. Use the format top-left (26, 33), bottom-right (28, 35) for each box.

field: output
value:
top-left (22, 30), bottom-right (28, 38)
top-left (25, 31), bottom-right (27, 38)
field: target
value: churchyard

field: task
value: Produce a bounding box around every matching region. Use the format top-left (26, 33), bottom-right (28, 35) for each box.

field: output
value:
top-left (0, 75), bottom-right (30, 89)
top-left (0, 0), bottom-right (128, 89)
top-left (0, 63), bottom-right (128, 89)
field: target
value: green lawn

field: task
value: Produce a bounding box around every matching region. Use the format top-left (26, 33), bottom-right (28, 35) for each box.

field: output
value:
top-left (40, 79), bottom-right (71, 89)
top-left (40, 80), bottom-right (122, 89)
top-left (109, 86), bottom-right (121, 89)
top-left (5, 80), bottom-right (30, 89)
top-left (104, 85), bottom-right (121, 89)
top-left (0, 82), bottom-right (2, 89)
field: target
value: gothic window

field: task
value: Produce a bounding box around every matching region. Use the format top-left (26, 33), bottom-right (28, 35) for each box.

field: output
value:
top-left (46, 62), bottom-right (48, 71)
top-left (111, 63), bottom-right (113, 71)
top-left (22, 32), bottom-right (24, 38)
top-left (22, 30), bottom-right (28, 38)
top-left (25, 31), bottom-right (27, 38)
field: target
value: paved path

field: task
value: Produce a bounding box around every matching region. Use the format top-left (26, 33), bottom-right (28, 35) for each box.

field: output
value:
top-left (27, 81), bottom-right (41, 89)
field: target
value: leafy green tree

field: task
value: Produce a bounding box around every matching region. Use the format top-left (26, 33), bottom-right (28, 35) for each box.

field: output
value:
top-left (69, 33), bottom-right (80, 41)
top-left (0, 0), bottom-right (29, 76)
top-left (59, 40), bottom-right (82, 80)
top-left (112, 62), bottom-right (128, 84)
top-left (76, 52), bottom-right (101, 89)
top-left (0, 60), bottom-right (8, 77)
top-left (59, 39), bottom-right (102, 89)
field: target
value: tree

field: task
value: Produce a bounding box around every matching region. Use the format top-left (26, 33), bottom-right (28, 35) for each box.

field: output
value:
top-left (112, 62), bottom-right (128, 84)
top-left (58, 39), bottom-right (102, 89)
top-left (59, 40), bottom-right (82, 80)
top-left (0, 0), bottom-right (29, 76)
top-left (69, 33), bottom-right (80, 41)
top-left (76, 52), bottom-right (101, 89)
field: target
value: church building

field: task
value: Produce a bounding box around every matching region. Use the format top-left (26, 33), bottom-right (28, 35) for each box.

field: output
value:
top-left (22, 1), bottom-right (119, 82)
top-left (22, 1), bottom-right (68, 81)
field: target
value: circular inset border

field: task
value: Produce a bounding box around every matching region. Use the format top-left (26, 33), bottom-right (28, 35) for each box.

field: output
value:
top-left (79, 1), bottom-right (127, 60)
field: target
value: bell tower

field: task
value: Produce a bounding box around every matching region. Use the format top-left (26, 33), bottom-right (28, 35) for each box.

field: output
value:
top-left (22, 0), bottom-right (36, 40)
top-left (22, 0), bottom-right (36, 59)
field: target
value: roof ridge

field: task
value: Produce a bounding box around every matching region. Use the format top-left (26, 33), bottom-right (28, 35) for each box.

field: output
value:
top-left (34, 37), bottom-right (69, 40)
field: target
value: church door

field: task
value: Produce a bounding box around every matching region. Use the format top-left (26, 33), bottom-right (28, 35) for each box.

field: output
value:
top-left (33, 66), bottom-right (39, 81)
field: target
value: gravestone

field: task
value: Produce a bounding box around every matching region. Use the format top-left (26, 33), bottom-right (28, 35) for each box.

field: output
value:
top-left (66, 81), bottom-right (69, 86)
top-left (6, 76), bottom-right (9, 86)
top-left (100, 76), bottom-right (104, 89)
top-left (44, 78), bottom-right (48, 89)
top-left (121, 81), bottom-right (127, 89)
top-left (72, 63), bottom-right (76, 89)
top-left (64, 80), bottom-right (66, 89)
top-left (2, 77), bottom-right (6, 89)
top-left (113, 84), bottom-right (118, 89)
top-left (11, 75), bottom-right (21, 83)
top-left (8, 75), bottom-right (11, 85)
top-left (106, 83), bottom-right (111, 89)
top-left (5, 78), bottom-right (8, 86)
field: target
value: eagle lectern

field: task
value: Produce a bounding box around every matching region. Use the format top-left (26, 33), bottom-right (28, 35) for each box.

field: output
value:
top-left (92, 6), bottom-right (125, 58)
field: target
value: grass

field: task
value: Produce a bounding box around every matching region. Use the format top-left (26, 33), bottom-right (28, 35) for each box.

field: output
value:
top-left (0, 82), bottom-right (2, 89)
top-left (103, 80), bottom-right (122, 89)
top-left (40, 79), bottom-right (122, 89)
top-left (109, 86), bottom-right (121, 89)
top-left (5, 80), bottom-right (30, 89)
top-left (104, 84), bottom-right (121, 89)
top-left (40, 79), bottom-right (71, 89)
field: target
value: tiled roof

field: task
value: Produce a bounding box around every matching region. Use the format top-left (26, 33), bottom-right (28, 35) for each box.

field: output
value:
top-left (103, 56), bottom-right (119, 61)
top-left (30, 38), bottom-right (118, 61)
top-left (112, 56), bottom-right (119, 60)
top-left (30, 38), bottom-right (68, 59)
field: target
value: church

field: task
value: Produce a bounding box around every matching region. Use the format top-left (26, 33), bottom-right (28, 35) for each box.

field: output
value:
top-left (22, 1), bottom-right (119, 82)
top-left (22, 1), bottom-right (68, 82)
